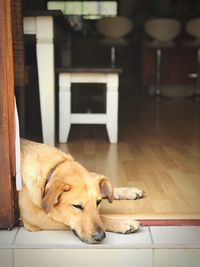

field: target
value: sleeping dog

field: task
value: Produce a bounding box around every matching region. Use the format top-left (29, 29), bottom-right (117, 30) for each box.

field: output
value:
top-left (19, 139), bottom-right (144, 244)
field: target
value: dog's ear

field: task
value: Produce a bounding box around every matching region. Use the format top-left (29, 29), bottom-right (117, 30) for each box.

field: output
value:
top-left (99, 176), bottom-right (113, 203)
top-left (42, 182), bottom-right (70, 213)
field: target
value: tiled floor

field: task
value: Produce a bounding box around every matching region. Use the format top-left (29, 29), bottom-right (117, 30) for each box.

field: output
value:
top-left (0, 226), bottom-right (200, 267)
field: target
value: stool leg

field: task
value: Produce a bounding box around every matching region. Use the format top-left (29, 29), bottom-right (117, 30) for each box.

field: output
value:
top-left (59, 89), bottom-right (71, 143)
top-left (196, 47), bottom-right (200, 97)
top-left (106, 90), bottom-right (118, 143)
top-left (155, 48), bottom-right (162, 96)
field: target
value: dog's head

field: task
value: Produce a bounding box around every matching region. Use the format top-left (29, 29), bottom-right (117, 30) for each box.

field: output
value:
top-left (42, 161), bottom-right (113, 244)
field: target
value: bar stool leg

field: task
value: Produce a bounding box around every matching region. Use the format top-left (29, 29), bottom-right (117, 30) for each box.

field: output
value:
top-left (196, 47), bottom-right (200, 97)
top-left (155, 48), bottom-right (162, 97)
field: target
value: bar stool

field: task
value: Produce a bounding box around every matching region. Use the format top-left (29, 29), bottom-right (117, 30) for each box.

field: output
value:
top-left (144, 18), bottom-right (181, 98)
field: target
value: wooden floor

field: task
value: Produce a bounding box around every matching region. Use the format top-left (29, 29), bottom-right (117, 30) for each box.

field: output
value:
top-left (57, 97), bottom-right (200, 220)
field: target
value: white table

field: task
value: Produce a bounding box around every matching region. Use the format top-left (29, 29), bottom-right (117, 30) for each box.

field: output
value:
top-left (58, 68), bottom-right (122, 143)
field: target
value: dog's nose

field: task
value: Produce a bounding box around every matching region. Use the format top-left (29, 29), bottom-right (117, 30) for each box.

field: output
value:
top-left (92, 229), bottom-right (106, 243)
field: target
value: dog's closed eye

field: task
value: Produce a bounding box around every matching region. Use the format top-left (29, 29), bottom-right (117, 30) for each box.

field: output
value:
top-left (96, 199), bottom-right (102, 206)
top-left (72, 204), bottom-right (84, 210)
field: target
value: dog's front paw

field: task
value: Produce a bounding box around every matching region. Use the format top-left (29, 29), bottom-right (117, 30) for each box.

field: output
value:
top-left (117, 219), bottom-right (141, 234)
top-left (114, 187), bottom-right (144, 200)
top-left (129, 188), bottom-right (144, 200)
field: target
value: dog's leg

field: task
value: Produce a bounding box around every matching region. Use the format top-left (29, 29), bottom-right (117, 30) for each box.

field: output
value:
top-left (113, 187), bottom-right (144, 200)
top-left (100, 215), bottom-right (141, 234)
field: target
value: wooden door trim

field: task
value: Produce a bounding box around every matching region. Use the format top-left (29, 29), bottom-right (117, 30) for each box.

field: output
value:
top-left (0, 0), bottom-right (18, 229)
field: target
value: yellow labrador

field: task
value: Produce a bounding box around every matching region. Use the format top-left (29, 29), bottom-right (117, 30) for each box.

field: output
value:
top-left (19, 139), bottom-right (144, 244)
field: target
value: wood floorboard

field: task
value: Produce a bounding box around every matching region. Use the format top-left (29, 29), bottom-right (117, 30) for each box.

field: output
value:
top-left (57, 97), bottom-right (200, 220)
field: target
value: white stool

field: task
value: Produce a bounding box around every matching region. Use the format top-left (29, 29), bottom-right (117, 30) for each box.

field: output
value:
top-left (58, 68), bottom-right (122, 143)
